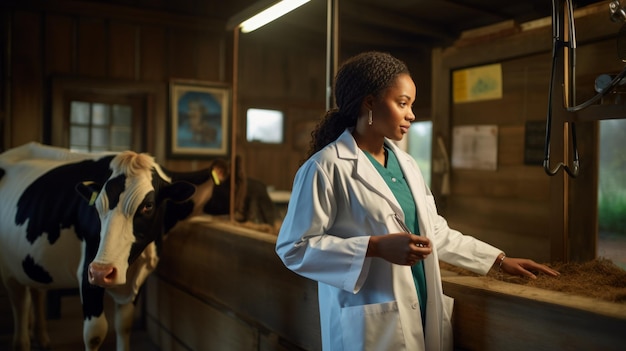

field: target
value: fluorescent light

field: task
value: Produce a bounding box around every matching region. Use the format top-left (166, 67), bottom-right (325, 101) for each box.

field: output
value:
top-left (240, 0), bottom-right (310, 33)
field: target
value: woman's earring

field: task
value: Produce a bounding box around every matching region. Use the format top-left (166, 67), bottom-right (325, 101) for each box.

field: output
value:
top-left (368, 110), bottom-right (373, 126)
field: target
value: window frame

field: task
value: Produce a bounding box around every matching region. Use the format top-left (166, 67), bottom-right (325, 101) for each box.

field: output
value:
top-left (65, 94), bottom-right (143, 152)
top-left (50, 77), bottom-right (166, 160)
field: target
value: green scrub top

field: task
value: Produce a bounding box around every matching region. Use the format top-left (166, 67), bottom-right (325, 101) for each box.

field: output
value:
top-left (365, 145), bottom-right (428, 326)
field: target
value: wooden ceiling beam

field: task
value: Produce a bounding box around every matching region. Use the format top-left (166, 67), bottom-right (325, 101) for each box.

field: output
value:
top-left (339, 2), bottom-right (457, 44)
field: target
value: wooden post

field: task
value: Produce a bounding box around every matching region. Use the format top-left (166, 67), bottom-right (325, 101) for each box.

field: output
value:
top-left (230, 28), bottom-right (239, 222)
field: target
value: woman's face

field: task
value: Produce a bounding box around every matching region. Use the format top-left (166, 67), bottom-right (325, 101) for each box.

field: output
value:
top-left (370, 73), bottom-right (416, 141)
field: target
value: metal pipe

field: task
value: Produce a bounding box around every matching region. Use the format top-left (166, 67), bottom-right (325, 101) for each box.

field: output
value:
top-left (326, 0), bottom-right (339, 110)
top-left (230, 28), bottom-right (239, 222)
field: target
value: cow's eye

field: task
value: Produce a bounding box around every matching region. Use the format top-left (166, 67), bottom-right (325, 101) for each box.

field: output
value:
top-left (140, 202), bottom-right (155, 215)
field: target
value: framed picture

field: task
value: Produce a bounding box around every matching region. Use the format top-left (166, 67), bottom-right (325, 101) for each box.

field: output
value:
top-left (169, 80), bottom-right (230, 157)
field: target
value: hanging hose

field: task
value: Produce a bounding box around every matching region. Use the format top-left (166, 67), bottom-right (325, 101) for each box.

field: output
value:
top-left (543, 44), bottom-right (580, 177)
top-left (544, 0), bottom-right (580, 177)
top-left (544, 0), bottom-right (626, 177)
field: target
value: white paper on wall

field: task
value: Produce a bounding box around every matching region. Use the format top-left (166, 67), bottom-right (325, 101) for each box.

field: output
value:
top-left (451, 125), bottom-right (498, 171)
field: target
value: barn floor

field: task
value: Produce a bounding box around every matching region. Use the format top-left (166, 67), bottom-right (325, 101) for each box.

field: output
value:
top-left (0, 290), bottom-right (160, 351)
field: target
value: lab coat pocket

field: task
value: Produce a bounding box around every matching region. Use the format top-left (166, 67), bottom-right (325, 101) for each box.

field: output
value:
top-left (341, 300), bottom-right (406, 351)
top-left (442, 294), bottom-right (454, 351)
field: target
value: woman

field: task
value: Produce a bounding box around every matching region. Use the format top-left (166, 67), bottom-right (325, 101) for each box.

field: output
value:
top-left (275, 51), bottom-right (559, 351)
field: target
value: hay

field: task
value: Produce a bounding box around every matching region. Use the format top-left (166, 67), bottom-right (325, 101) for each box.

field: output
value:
top-left (440, 258), bottom-right (626, 303)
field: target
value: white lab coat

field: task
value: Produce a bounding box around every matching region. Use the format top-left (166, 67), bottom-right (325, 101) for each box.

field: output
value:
top-left (276, 130), bottom-right (502, 351)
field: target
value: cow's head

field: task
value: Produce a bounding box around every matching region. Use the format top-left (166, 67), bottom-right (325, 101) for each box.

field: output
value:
top-left (76, 151), bottom-right (198, 287)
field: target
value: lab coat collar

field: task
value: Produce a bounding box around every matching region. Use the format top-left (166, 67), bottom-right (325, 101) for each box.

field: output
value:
top-left (334, 129), bottom-right (404, 217)
top-left (388, 139), bottom-right (432, 236)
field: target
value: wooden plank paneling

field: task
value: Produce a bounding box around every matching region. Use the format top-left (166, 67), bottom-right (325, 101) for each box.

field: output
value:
top-left (446, 196), bottom-right (550, 237)
top-left (45, 14), bottom-right (74, 74)
top-left (286, 53), bottom-right (313, 100)
top-left (236, 101), bottom-right (326, 191)
top-left (445, 52), bottom-right (557, 262)
top-left (241, 147), bottom-right (301, 192)
top-left (446, 222), bottom-right (552, 261)
top-left (167, 29), bottom-right (196, 79)
top-left (238, 42), bottom-right (289, 100)
top-left (236, 40), bottom-right (328, 190)
top-left (139, 25), bottom-right (165, 81)
top-left (497, 125), bottom-right (525, 166)
top-left (497, 56), bottom-right (551, 122)
top-left (77, 17), bottom-right (106, 76)
top-left (3, 2), bottom-right (233, 161)
top-left (437, 21), bottom-right (616, 264)
top-left (11, 10), bottom-right (42, 146)
top-left (146, 277), bottom-right (258, 351)
top-left (153, 221), bottom-right (322, 350)
top-left (238, 42), bottom-right (261, 95)
top-left (3, 0), bottom-right (225, 33)
top-left (437, 7), bottom-right (618, 264)
top-left (0, 278), bottom-right (12, 336)
top-left (452, 55), bottom-right (551, 127)
top-left (451, 166), bottom-right (549, 201)
top-left (443, 276), bottom-right (626, 351)
top-left (196, 34), bottom-right (223, 81)
top-left (1, 10), bottom-right (8, 151)
top-left (567, 121), bottom-right (598, 262)
top-left (108, 21), bottom-right (136, 80)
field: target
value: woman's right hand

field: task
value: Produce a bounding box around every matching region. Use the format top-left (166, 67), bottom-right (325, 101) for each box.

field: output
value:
top-left (367, 233), bottom-right (432, 266)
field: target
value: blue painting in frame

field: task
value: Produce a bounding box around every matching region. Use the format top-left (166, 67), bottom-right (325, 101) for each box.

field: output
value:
top-left (169, 80), bottom-right (230, 157)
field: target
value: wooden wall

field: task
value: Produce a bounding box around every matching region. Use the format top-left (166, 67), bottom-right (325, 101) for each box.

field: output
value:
top-left (431, 2), bottom-right (624, 263)
top-left (234, 33), bottom-right (327, 191)
top-left (0, 0), bottom-right (433, 192)
top-left (234, 32), bottom-right (433, 191)
top-left (147, 221), bottom-right (321, 351)
top-left (150, 222), bottom-right (626, 351)
top-left (0, 0), bottom-right (619, 263)
top-left (0, 0), bottom-right (229, 165)
top-left (0, 0), bottom-right (623, 348)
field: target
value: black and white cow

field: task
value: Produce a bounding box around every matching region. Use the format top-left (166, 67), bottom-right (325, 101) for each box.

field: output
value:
top-left (0, 142), bottom-right (219, 351)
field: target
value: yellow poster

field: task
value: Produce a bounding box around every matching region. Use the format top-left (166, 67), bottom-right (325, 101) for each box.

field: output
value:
top-left (453, 63), bottom-right (502, 103)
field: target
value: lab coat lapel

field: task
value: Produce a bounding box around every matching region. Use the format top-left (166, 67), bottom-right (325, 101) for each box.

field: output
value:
top-left (387, 142), bottom-right (432, 234)
top-left (388, 142), bottom-right (448, 349)
top-left (335, 131), bottom-right (403, 215)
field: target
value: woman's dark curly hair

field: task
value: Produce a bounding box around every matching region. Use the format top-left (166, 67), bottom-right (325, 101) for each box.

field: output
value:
top-left (306, 51), bottom-right (410, 159)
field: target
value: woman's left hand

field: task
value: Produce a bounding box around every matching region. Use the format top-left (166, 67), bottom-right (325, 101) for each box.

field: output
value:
top-left (499, 257), bottom-right (560, 279)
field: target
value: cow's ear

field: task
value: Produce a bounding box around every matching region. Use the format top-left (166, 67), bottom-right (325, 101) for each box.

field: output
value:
top-left (75, 181), bottom-right (103, 206)
top-left (162, 181), bottom-right (196, 203)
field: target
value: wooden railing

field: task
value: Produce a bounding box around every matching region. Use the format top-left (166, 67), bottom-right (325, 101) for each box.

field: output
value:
top-left (146, 220), bottom-right (626, 351)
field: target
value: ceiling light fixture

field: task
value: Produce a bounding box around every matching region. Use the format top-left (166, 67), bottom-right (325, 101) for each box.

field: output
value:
top-left (235, 0), bottom-right (311, 33)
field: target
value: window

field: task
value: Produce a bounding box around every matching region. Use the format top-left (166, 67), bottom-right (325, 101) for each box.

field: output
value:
top-left (597, 119), bottom-right (626, 270)
top-left (407, 121), bottom-right (433, 186)
top-left (51, 78), bottom-right (164, 158)
top-left (69, 101), bottom-right (133, 152)
top-left (246, 108), bottom-right (284, 144)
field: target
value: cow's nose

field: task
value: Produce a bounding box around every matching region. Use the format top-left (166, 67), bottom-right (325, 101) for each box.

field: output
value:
top-left (88, 263), bottom-right (117, 287)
